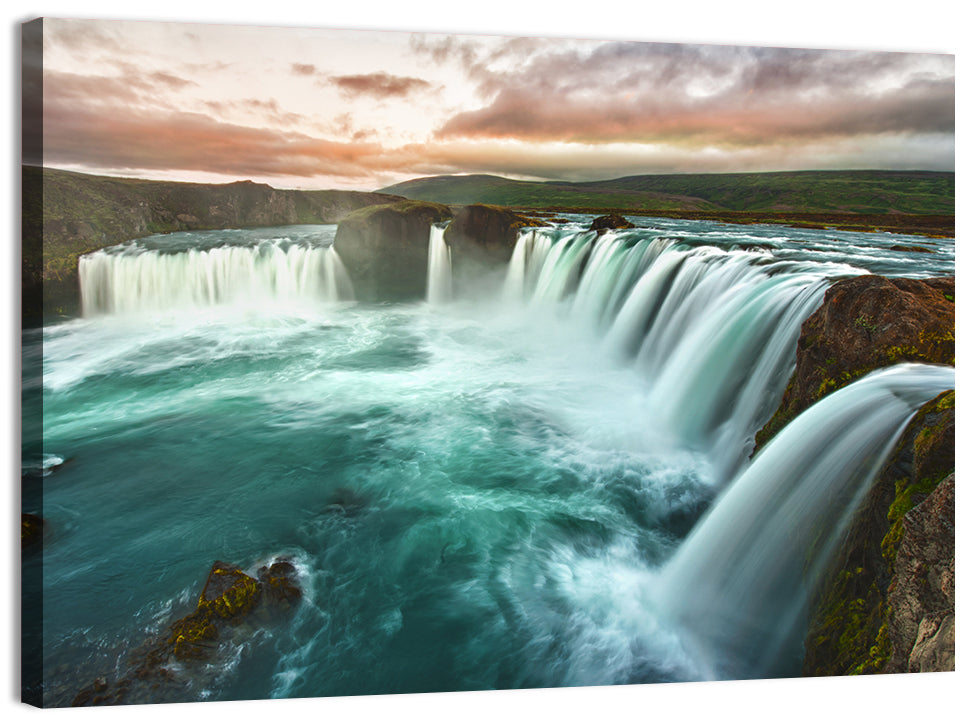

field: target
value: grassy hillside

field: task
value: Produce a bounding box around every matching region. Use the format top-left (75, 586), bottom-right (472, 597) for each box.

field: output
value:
top-left (381, 170), bottom-right (954, 215)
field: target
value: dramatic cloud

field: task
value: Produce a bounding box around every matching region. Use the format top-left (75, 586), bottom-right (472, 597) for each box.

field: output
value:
top-left (37, 19), bottom-right (955, 189)
top-left (328, 72), bottom-right (433, 99)
top-left (430, 41), bottom-right (955, 149)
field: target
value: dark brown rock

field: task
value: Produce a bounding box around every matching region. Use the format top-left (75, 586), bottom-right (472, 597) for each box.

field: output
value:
top-left (334, 200), bottom-right (452, 301)
top-left (258, 560), bottom-right (303, 608)
top-left (589, 213), bottom-right (635, 233)
top-left (21, 513), bottom-right (45, 547)
top-left (755, 275), bottom-right (955, 451)
top-left (443, 204), bottom-right (547, 267)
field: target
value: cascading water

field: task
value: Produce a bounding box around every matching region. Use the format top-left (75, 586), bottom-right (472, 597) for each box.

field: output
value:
top-left (27, 216), bottom-right (954, 706)
top-left (502, 226), bottom-right (865, 478)
top-left (79, 235), bottom-right (353, 315)
top-left (426, 224), bottom-right (453, 304)
top-left (652, 363), bottom-right (955, 680)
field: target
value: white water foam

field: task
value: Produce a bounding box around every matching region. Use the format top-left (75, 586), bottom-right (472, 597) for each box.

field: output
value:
top-left (652, 363), bottom-right (955, 679)
top-left (79, 239), bottom-right (354, 315)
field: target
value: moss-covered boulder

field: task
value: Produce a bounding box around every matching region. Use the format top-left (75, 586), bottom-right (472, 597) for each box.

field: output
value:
top-left (443, 204), bottom-right (547, 267)
top-left (802, 390), bottom-right (955, 676)
top-left (755, 275), bottom-right (955, 451)
top-left (21, 513), bottom-right (45, 548)
top-left (589, 213), bottom-right (635, 233)
top-left (72, 558), bottom-right (302, 706)
top-left (333, 200), bottom-right (452, 301)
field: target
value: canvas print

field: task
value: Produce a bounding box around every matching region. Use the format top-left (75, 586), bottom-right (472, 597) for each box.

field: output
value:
top-left (20, 17), bottom-right (955, 708)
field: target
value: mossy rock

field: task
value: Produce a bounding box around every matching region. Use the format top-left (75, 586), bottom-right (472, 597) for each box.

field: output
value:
top-left (74, 558), bottom-right (304, 703)
top-left (198, 561), bottom-right (263, 621)
top-left (21, 513), bottom-right (45, 547)
top-left (755, 275), bottom-right (954, 452)
top-left (802, 389), bottom-right (955, 676)
top-left (589, 213), bottom-right (635, 233)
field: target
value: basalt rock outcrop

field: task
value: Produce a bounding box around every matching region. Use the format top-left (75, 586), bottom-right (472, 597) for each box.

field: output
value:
top-left (333, 200), bottom-right (452, 301)
top-left (72, 559), bottom-right (301, 706)
top-left (755, 274), bottom-right (955, 451)
top-left (888, 473), bottom-right (954, 672)
top-left (802, 392), bottom-right (954, 675)
top-left (589, 213), bottom-right (635, 233)
top-left (23, 165), bottom-right (404, 321)
top-left (443, 204), bottom-right (547, 267)
top-left (764, 274), bottom-right (956, 677)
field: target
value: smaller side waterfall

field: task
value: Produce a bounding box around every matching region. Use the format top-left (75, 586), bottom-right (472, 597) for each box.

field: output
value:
top-left (652, 363), bottom-right (956, 680)
top-left (79, 239), bottom-right (354, 315)
top-left (426, 224), bottom-right (453, 304)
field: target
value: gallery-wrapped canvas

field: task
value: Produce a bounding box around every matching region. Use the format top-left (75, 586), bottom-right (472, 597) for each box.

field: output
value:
top-left (20, 15), bottom-right (954, 710)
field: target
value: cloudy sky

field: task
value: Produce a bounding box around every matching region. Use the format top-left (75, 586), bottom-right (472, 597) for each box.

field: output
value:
top-left (29, 16), bottom-right (955, 190)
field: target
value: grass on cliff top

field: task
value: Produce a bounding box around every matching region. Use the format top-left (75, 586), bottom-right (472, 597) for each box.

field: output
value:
top-left (340, 199), bottom-right (452, 222)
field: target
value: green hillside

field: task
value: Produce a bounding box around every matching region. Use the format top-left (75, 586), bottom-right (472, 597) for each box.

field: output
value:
top-left (381, 170), bottom-right (954, 215)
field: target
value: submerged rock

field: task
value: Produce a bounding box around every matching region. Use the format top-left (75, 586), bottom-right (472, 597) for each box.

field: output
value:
top-left (334, 200), bottom-right (452, 301)
top-left (72, 558), bottom-right (302, 706)
top-left (755, 274), bottom-right (954, 451)
top-left (589, 213), bottom-right (635, 233)
top-left (21, 513), bottom-right (45, 548)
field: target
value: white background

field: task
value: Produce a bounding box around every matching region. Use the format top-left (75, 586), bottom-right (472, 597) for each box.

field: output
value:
top-left (2, 1), bottom-right (960, 719)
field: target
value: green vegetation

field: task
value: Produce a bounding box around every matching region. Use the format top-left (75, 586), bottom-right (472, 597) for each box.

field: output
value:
top-left (804, 390), bottom-right (954, 676)
top-left (381, 169), bottom-right (955, 217)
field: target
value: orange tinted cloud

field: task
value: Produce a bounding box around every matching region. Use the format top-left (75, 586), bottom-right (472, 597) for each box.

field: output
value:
top-left (37, 22), bottom-right (955, 187)
top-left (329, 72), bottom-right (433, 99)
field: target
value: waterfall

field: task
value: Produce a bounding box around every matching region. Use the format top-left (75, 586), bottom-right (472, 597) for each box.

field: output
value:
top-left (502, 227), bottom-right (862, 476)
top-left (78, 239), bottom-right (354, 315)
top-left (426, 224), bottom-right (453, 304)
top-left (651, 363), bottom-right (956, 680)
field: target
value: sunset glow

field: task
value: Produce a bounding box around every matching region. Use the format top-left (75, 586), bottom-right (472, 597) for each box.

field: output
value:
top-left (30, 18), bottom-right (955, 190)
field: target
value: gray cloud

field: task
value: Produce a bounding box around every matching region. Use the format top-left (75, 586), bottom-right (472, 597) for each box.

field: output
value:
top-left (424, 39), bottom-right (954, 154)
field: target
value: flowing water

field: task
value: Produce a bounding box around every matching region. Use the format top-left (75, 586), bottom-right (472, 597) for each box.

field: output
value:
top-left (23, 218), bottom-right (954, 705)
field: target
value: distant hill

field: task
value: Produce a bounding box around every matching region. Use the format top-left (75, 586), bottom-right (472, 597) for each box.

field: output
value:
top-left (380, 170), bottom-right (954, 216)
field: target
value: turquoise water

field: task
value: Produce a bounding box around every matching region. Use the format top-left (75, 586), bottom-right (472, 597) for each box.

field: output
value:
top-left (23, 217), bottom-right (954, 705)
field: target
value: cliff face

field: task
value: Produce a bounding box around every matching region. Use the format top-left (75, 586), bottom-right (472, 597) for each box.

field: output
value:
top-left (755, 275), bottom-right (955, 451)
top-left (333, 201), bottom-right (453, 301)
top-left (442, 204), bottom-right (546, 267)
top-left (23, 166), bottom-right (404, 321)
top-left (755, 274), bottom-right (956, 676)
top-left (802, 391), bottom-right (954, 675)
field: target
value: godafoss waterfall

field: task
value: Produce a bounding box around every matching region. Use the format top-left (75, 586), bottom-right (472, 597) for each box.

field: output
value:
top-left (22, 215), bottom-right (955, 705)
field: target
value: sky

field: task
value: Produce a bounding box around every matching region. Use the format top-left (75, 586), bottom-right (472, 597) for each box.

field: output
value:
top-left (28, 16), bottom-right (955, 190)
